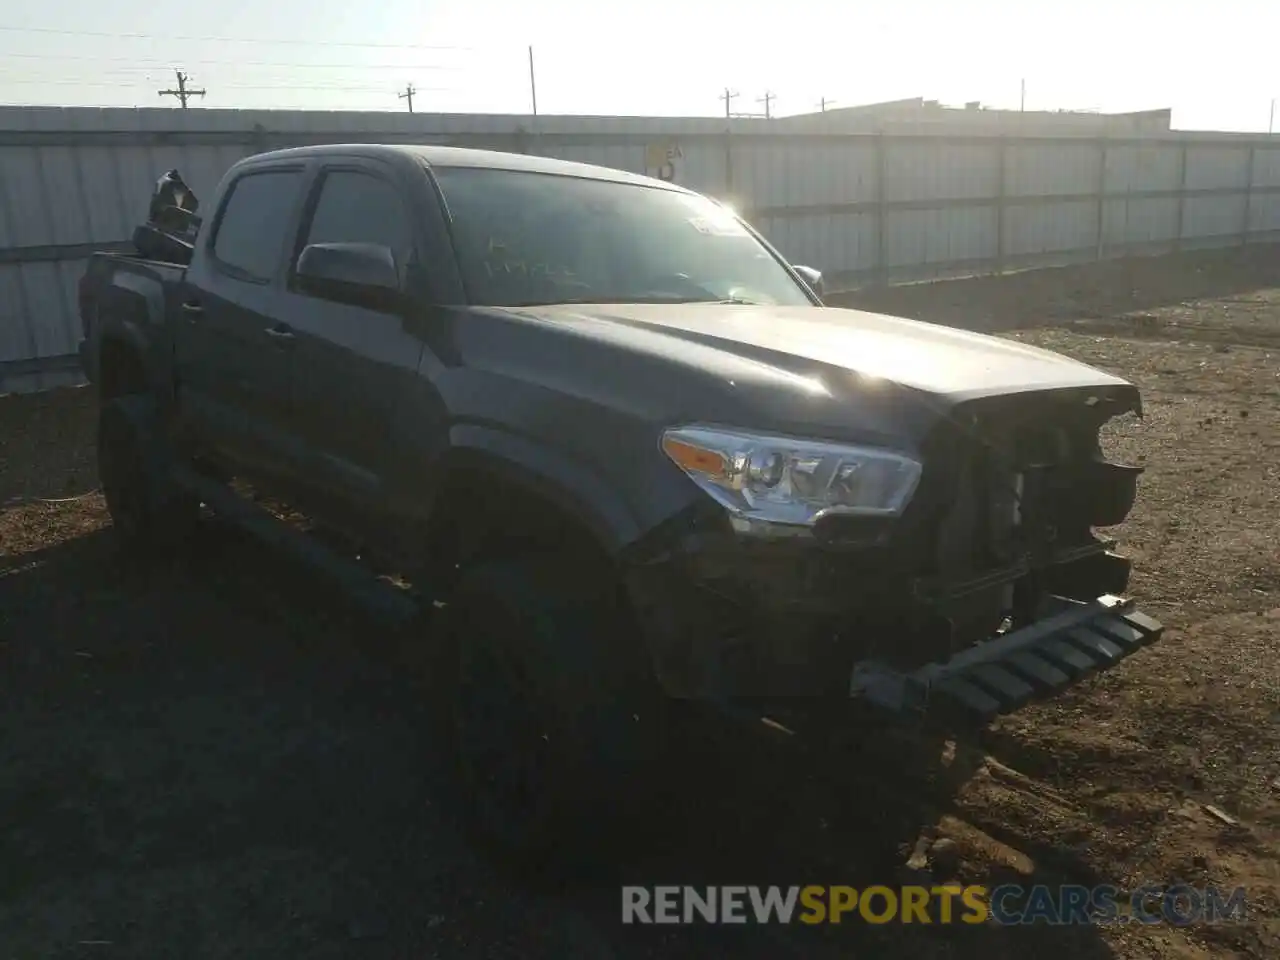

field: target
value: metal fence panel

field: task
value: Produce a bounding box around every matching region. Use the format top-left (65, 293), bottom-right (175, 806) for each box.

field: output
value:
top-left (1006, 143), bottom-right (1099, 197)
top-left (1006, 200), bottom-right (1096, 257)
top-left (1247, 193), bottom-right (1280, 233)
top-left (1252, 148), bottom-right (1280, 188)
top-left (1184, 145), bottom-right (1250, 190)
top-left (0, 262), bottom-right (31, 365)
top-left (887, 206), bottom-right (998, 270)
top-left (760, 211), bottom-right (877, 276)
top-left (1102, 196), bottom-right (1180, 247)
top-left (1183, 193), bottom-right (1248, 237)
top-left (885, 140), bottom-right (999, 202)
top-left (1, 146), bottom-right (52, 247)
top-left (1104, 143), bottom-right (1181, 193)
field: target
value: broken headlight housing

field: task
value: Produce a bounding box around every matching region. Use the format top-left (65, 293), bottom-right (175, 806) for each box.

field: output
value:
top-left (661, 425), bottom-right (923, 534)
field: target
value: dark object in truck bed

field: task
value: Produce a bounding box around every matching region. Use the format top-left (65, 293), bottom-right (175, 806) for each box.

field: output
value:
top-left (132, 169), bottom-right (202, 265)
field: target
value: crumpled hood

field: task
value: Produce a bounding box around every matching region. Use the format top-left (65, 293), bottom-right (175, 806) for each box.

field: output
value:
top-left (494, 302), bottom-right (1134, 406)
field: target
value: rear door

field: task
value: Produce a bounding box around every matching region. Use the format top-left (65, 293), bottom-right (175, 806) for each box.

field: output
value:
top-left (177, 164), bottom-right (309, 482)
top-left (274, 160), bottom-right (428, 538)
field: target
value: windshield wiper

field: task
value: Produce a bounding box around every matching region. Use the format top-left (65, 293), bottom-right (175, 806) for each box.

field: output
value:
top-left (506, 295), bottom-right (714, 307)
top-left (502, 294), bottom-right (764, 307)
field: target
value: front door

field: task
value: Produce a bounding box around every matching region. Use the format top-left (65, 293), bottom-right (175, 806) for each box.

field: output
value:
top-left (274, 162), bottom-right (427, 544)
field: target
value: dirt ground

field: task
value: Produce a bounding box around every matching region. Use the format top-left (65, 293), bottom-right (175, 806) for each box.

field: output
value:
top-left (2, 246), bottom-right (1278, 959)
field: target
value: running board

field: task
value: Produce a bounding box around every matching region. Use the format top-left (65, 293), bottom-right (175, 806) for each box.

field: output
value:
top-left (171, 466), bottom-right (420, 628)
top-left (849, 595), bottom-right (1164, 724)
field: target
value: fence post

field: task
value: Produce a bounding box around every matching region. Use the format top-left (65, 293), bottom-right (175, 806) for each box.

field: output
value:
top-left (995, 136), bottom-right (1008, 275)
top-left (876, 132), bottom-right (888, 286)
top-left (1241, 144), bottom-right (1256, 246)
top-left (1174, 143), bottom-right (1188, 253)
top-left (723, 123), bottom-right (734, 199)
top-left (1094, 136), bottom-right (1108, 261)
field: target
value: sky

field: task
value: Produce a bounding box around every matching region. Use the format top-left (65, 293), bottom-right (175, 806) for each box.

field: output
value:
top-left (2, 1), bottom-right (1278, 131)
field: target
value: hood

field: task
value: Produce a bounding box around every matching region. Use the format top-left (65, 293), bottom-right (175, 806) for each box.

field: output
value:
top-left (495, 302), bottom-right (1134, 407)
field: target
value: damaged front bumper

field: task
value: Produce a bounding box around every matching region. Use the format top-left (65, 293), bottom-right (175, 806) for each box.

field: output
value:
top-left (624, 514), bottom-right (1164, 728)
top-left (847, 593), bottom-right (1163, 724)
top-left (627, 384), bottom-right (1160, 727)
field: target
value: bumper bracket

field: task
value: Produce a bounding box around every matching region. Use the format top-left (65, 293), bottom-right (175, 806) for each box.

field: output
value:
top-left (849, 595), bottom-right (1164, 724)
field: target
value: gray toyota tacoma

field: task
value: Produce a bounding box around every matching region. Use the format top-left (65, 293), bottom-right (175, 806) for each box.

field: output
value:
top-left (79, 145), bottom-right (1162, 866)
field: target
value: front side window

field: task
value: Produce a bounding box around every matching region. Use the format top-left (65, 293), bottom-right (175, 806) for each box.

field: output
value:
top-left (301, 170), bottom-right (414, 285)
top-left (431, 167), bottom-right (812, 308)
top-left (211, 169), bottom-right (304, 281)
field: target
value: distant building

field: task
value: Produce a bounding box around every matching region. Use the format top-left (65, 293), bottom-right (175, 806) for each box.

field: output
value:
top-left (774, 97), bottom-right (1172, 136)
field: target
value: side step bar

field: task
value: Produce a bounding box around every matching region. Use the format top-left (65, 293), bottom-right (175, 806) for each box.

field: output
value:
top-left (171, 466), bottom-right (420, 628)
top-left (849, 595), bottom-right (1164, 724)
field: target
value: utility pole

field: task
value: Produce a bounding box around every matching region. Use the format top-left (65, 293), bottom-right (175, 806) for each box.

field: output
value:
top-left (398, 83), bottom-right (416, 113)
top-left (817, 96), bottom-right (834, 113)
top-left (158, 69), bottom-right (205, 109)
top-left (719, 87), bottom-right (739, 119)
top-left (1020, 78), bottom-right (1026, 112)
top-left (1270, 98), bottom-right (1276, 135)
top-left (757, 91), bottom-right (776, 119)
top-left (528, 46), bottom-right (538, 116)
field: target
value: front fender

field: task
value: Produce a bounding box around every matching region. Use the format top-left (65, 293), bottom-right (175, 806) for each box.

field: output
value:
top-left (447, 424), bottom-right (644, 556)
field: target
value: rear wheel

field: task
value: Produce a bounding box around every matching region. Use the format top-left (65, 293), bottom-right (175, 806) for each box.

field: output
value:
top-left (435, 556), bottom-right (667, 877)
top-left (98, 395), bottom-right (199, 557)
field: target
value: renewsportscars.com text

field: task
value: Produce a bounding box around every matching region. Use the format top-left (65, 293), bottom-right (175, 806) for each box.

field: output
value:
top-left (621, 884), bottom-right (1248, 926)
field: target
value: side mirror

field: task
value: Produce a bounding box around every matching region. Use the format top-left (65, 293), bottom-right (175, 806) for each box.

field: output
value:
top-left (792, 264), bottom-right (824, 298)
top-left (295, 242), bottom-right (402, 310)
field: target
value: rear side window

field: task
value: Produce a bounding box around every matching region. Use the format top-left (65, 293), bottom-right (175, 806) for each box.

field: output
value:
top-left (301, 170), bottom-right (414, 283)
top-left (211, 169), bottom-right (304, 281)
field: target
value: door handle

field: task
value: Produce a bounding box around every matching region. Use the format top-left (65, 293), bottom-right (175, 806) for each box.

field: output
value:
top-left (181, 301), bottom-right (203, 320)
top-left (264, 324), bottom-right (295, 342)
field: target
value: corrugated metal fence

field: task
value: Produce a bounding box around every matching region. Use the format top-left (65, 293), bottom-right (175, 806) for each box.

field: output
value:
top-left (3, 106), bottom-right (1280, 391)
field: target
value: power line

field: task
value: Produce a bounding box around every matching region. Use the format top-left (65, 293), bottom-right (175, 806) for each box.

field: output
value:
top-left (0, 24), bottom-right (471, 51)
top-left (0, 66), bottom-right (457, 92)
top-left (235, 80), bottom-right (447, 92)
top-left (158, 69), bottom-right (205, 108)
top-left (0, 76), bottom-right (445, 94)
top-left (229, 81), bottom-right (447, 93)
top-left (0, 51), bottom-right (460, 71)
top-left (8, 96), bottom-right (424, 108)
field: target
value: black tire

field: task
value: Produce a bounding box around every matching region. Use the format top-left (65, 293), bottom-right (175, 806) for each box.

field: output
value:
top-left (434, 556), bottom-right (667, 878)
top-left (97, 395), bottom-right (199, 557)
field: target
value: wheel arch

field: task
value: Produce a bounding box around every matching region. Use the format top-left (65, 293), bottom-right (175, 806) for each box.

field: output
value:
top-left (424, 425), bottom-right (646, 578)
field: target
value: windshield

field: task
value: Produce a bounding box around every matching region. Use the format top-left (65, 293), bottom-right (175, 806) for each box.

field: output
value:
top-left (431, 167), bottom-right (813, 308)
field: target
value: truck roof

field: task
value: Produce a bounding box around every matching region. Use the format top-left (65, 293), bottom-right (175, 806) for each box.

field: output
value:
top-left (240, 143), bottom-right (689, 192)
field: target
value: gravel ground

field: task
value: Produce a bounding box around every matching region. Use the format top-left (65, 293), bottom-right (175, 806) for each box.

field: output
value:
top-left (1, 246), bottom-right (1278, 959)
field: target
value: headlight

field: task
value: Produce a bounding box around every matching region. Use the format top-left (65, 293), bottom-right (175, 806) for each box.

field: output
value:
top-left (661, 425), bottom-right (922, 532)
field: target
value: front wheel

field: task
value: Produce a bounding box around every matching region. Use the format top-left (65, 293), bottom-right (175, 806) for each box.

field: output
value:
top-left (97, 395), bottom-right (199, 557)
top-left (435, 556), bottom-right (667, 877)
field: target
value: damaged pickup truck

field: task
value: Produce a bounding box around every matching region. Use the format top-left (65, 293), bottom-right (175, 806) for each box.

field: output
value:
top-left (78, 145), bottom-right (1162, 864)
